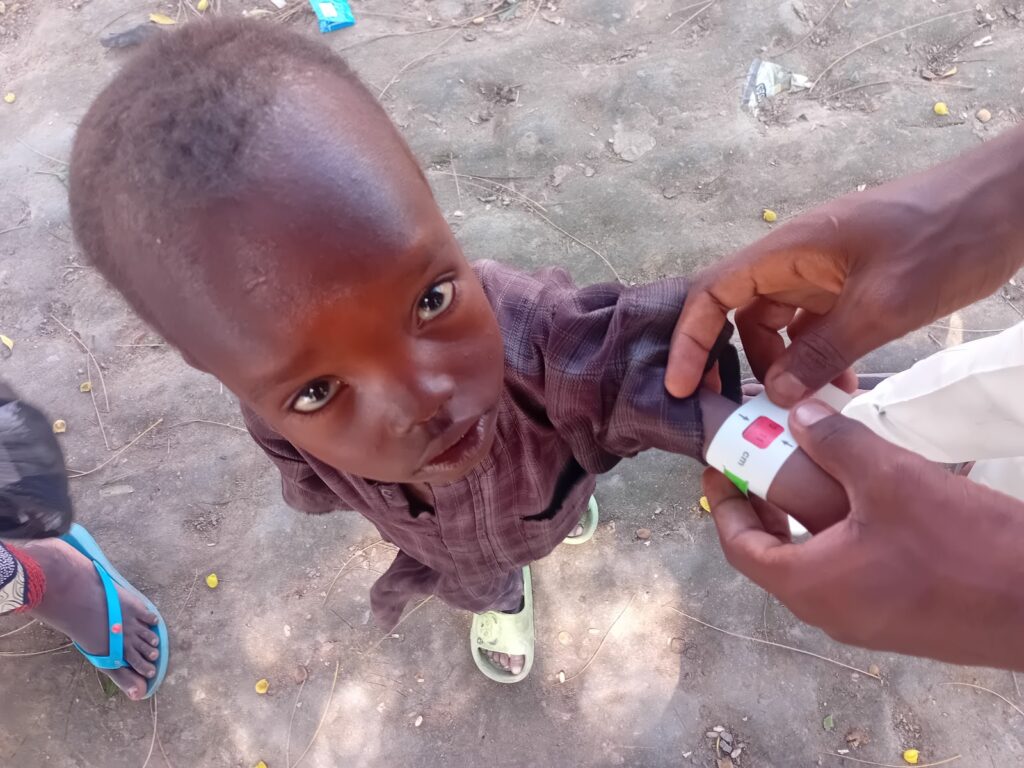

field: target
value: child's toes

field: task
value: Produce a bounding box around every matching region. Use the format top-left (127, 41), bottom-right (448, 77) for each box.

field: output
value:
top-left (508, 655), bottom-right (525, 675)
top-left (125, 642), bottom-right (158, 679)
top-left (137, 627), bottom-right (160, 649)
top-left (106, 667), bottom-right (149, 701)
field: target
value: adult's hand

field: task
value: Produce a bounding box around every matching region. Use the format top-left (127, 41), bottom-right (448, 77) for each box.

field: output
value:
top-left (667, 126), bottom-right (1024, 407)
top-left (705, 399), bottom-right (1024, 670)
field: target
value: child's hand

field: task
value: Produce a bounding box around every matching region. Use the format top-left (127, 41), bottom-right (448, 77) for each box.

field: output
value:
top-left (704, 398), bottom-right (1024, 670)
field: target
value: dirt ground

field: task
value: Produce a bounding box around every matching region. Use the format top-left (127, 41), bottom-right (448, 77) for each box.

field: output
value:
top-left (2, 0), bottom-right (1024, 766)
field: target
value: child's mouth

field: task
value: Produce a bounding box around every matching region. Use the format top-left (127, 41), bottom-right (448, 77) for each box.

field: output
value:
top-left (419, 410), bottom-right (494, 477)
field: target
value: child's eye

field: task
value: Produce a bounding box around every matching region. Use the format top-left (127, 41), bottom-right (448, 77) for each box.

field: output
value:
top-left (291, 378), bottom-right (343, 414)
top-left (417, 280), bottom-right (455, 322)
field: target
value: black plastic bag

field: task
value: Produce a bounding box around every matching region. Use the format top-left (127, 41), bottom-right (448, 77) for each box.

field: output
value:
top-left (0, 390), bottom-right (73, 539)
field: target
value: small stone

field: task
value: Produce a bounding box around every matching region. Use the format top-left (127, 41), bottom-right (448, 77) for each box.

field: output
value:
top-left (713, 726), bottom-right (724, 733)
top-left (294, 665), bottom-right (308, 684)
top-left (762, 208), bottom-right (778, 223)
top-left (845, 728), bottom-right (867, 749)
top-left (557, 670), bottom-right (566, 683)
top-left (472, 16), bottom-right (485, 23)
top-left (976, 107), bottom-right (992, 123)
top-left (719, 731), bottom-right (733, 744)
top-left (730, 748), bottom-right (742, 759)
top-left (3, 92), bottom-right (14, 104)
top-left (79, 381), bottom-right (92, 393)
top-left (868, 664), bottom-right (881, 677)
top-left (636, 528), bottom-right (652, 540)
top-left (557, 631), bottom-right (573, 645)
top-left (463, 32), bottom-right (477, 41)
top-left (254, 678), bottom-right (269, 694)
top-left (668, 637), bottom-right (686, 654)
top-left (414, 715), bottom-right (424, 727)
top-left (52, 419), bottom-right (67, 434)
top-left (583, 166), bottom-right (596, 177)
top-left (706, 732), bottom-right (719, 739)
top-left (717, 759), bottom-right (734, 768)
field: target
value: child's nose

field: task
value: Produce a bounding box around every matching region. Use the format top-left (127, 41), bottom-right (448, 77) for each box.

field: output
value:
top-left (383, 372), bottom-right (455, 436)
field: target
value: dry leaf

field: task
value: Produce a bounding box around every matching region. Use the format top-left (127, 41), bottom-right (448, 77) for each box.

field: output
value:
top-left (3, 92), bottom-right (14, 104)
top-left (149, 12), bottom-right (176, 24)
top-left (254, 678), bottom-right (269, 694)
top-left (0, 334), bottom-right (13, 351)
top-left (699, 496), bottom-right (711, 513)
top-left (52, 419), bottom-right (67, 434)
top-left (79, 381), bottom-right (92, 393)
top-left (197, 0), bottom-right (209, 9)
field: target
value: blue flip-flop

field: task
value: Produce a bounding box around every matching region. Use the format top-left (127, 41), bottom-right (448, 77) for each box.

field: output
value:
top-left (60, 523), bottom-right (169, 699)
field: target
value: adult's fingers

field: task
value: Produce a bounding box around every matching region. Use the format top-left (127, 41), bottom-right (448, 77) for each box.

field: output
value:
top-left (762, 300), bottom-right (872, 406)
top-left (666, 290), bottom-right (731, 398)
top-left (703, 468), bottom-right (801, 589)
top-left (735, 298), bottom-right (796, 383)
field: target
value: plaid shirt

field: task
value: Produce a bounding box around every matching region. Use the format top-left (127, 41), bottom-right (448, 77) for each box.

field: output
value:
top-left (244, 261), bottom-right (733, 628)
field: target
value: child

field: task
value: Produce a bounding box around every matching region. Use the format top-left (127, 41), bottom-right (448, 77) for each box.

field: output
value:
top-left (68, 20), bottom-right (846, 682)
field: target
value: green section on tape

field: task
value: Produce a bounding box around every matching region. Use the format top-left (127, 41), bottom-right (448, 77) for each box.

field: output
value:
top-left (723, 468), bottom-right (749, 496)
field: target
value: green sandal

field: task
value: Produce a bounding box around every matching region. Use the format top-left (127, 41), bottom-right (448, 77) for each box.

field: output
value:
top-left (562, 496), bottom-right (599, 546)
top-left (470, 566), bottom-right (535, 684)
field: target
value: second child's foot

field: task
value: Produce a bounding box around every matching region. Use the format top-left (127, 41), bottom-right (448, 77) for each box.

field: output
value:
top-left (19, 539), bottom-right (161, 700)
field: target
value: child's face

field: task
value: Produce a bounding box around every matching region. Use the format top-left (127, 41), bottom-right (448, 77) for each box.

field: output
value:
top-left (165, 87), bottom-right (506, 484)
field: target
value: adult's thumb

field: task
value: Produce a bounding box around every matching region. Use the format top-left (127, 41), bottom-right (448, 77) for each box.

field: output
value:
top-left (787, 401), bottom-right (896, 491)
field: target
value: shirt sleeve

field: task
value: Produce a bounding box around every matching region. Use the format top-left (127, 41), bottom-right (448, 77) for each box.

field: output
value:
top-left (240, 405), bottom-right (339, 514)
top-left (478, 260), bottom-right (731, 475)
top-left (843, 322), bottom-right (1024, 463)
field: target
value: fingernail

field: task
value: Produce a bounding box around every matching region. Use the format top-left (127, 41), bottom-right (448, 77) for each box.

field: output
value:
top-left (150, 651), bottom-right (159, 660)
top-left (770, 371), bottom-right (807, 404)
top-left (792, 400), bottom-right (833, 426)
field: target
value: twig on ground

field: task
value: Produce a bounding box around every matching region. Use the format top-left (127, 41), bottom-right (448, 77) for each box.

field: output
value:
top-left (929, 322), bottom-right (1008, 333)
top-left (563, 594), bottom-right (636, 683)
top-left (943, 681), bottom-right (1024, 719)
top-left (49, 314), bottom-right (110, 412)
top-left (432, 171), bottom-right (621, 281)
top-left (156, 725), bottom-right (175, 768)
top-left (0, 642), bottom-right (73, 657)
top-left (166, 419), bottom-right (248, 434)
top-left (450, 153), bottom-right (463, 209)
top-left (379, 27), bottom-right (463, 98)
top-left (337, 6), bottom-right (507, 52)
top-left (284, 670), bottom-right (307, 768)
top-left (0, 619), bottom-right (37, 640)
top-left (17, 138), bottom-right (69, 166)
top-left (825, 80), bottom-right (892, 99)
top-left (1014, 671), bottom-right (1022, 700)
top-left (0, 224), bottom-right (29, 237)
top-left (67, 419), bottom-right (163, 478)
top-left (176, 568), bottom-right (200, 621)
top-left (665, 605), bottom-right (882, 680)
top-left (368, 596), bottom-right (433, 652)
top-left (290, 660), bottom-right (341, 768)
top-left (670, 0), bottom-right (714, 35)
top-left (86, 357), bottom-right (112, 451)
top-left (141, 696), bottom-right (159, 768)
top-left (323, 539), bottom-right (392, 605)
top-left (773, 0), bottom-right (844, 56)
top-left (811, 9), bottom-right (974, 91)
top-left (435, 170), bottom-right (548, 212)
top-left (526, 0), bottom-right (542, 31)
top-left (825, 754), bottom-right (960, 768)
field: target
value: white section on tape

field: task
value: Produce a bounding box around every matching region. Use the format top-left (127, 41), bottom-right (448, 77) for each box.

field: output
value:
top-left (704, 384), bottom-right (852, 499)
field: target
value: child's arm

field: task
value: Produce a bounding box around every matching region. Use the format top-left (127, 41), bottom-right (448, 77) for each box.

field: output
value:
top-left (699, 389), bottom-right (848, 532)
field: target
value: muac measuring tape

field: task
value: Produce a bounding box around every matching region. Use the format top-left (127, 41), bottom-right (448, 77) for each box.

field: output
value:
top-left (705, 384), bottom-right (853, 500)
